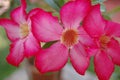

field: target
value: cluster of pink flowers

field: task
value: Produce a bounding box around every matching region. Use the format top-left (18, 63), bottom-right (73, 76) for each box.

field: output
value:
top-left (0, 0), bottom-right (120, 80)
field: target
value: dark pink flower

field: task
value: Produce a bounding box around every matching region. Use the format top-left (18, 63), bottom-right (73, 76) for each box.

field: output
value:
top-left (83, 4), bottom-right (120, 80)
top-left (31, 0), bottom-right (94, 75)
top-left (0, 0), bottom-right (40, 66)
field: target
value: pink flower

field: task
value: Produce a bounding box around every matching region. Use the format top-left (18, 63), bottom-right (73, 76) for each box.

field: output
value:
top-left (0, 0), bottom-right (40, 66)
top-left (83, 4), bottom-right (120, 80)
top-left (31, 0), bottom-right (94, 75)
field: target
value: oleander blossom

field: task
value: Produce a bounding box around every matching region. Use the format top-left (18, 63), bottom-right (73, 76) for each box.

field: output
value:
top-left (83, 4), bottom-right (120, 80)
top-left (0, 0), bottom-right (40, 66)
top-left (32, 0), bottom-right (94, 75)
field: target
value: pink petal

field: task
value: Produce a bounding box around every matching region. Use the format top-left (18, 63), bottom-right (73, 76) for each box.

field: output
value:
top-left (31, 10), bottom-right (63, 42)
top-left (78, 27), bottom-right (96, 47)
top-left (27, 8), bottom-right (42, 27)
top-left (87, 48), bottom-right (99, 57)
top-left (83, 4), bottom-right (106, 37)
top-left (21, 0), bottom-right (27, 9)
top-left (6, 40), bottom-right (25, 66)
top-left (24, 33), bottom-right (40, 57)
top-left (105, 21), bottom-right (120, 37)
top-left (70, 42), bottom-right (89, 75)
top-left (28, 8), bottom-right (42, 18)
top-left (35, 42), bottom-right (68, 73)
top-left (0, 19), bottom-right (20, 42)
top-left (60, 0), bottom-right (91, 29)
top-left (107, 38), bottom-right (120, 66)
top-left (10, 3), bottom-right (27, 24)
top-left (94, 51), bottom-right (114, 80)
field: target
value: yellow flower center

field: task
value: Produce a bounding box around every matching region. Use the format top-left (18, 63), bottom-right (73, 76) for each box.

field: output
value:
top-left (61, 29), bottom-right (79, 48)
top-left (20, 24), bottom-right (29, 38)
top-left (99, 35), bottom-right (110, 50)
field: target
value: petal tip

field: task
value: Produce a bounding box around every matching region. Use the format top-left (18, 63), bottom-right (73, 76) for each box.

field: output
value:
top-left (6, 56), bottom-right (19, 67)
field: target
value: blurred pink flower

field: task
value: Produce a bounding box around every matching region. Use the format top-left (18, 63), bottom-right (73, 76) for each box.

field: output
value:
top-left (0, 0), bottom-right (40, 66)
top-left (83, 4), bottom-right (120, 80)
top-left (31, 0), bottom-right (94, 75)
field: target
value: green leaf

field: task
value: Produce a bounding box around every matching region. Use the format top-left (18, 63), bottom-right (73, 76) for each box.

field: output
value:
top-left (107, 6), bottom-right (120, 15)
top-left (88, 57), bottom-right (94, 73)
top-left (44, 0), bottom-right (60, 11)
top-left (54, 0), bottom-right (65, 7)
top-left (92, 0), bottom-right (107, 4)
top-left (44, 0), bottom-right (65, 12)
top-left (111, 66), bottom-right (120, 80)
top-left (102, 13), bottom-right (111, 20)
top-left (42, 41), bottom-right (57, 49)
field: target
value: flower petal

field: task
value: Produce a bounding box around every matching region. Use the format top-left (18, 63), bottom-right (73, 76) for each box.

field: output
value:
top-left (60, 0), bottom-right (91, 29)
top-left (0, 19), bottom-right (20, 42)
top-left (10, 1), bottom-right (27, 24)
top-left (21, 0), bottom-right (27, 9)
top-left (94, 51), bottom-right (114, 80)
top-left (31, 10), bottom-right (63, 42)
top-left (27, 8), bottom-right (42, 28)
top-left (24, 33), bottom-right (40, 57)
top-left (78, 27), bottom-right (95, 47)
top-left (28, 8), bottom-right (41, 18)
top-left (105, 21), bottom-right (120, 37)
top-left (35, 42), bottom-right (68, 73)
top-left (107, 38), bottom-right (120, 66)
top-left (87, 48), bottom-right (99, 57)
top-left (6, 40), bottom-right (25, 66)
top-left (83, 4), bottom-right (106, 37)
top-left (70, 42), bottom-right (89, 75)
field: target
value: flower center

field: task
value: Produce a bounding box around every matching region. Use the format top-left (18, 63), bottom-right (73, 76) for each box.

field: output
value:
top-left (20, 24), bottom-right (29, 38)
top-left (99, 35), bottom-right (110, 50)
top-left (61, 29), bottom-right (79, 48)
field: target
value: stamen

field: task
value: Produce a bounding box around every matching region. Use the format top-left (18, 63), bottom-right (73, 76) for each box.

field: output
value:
top-left (99, 35), bottom-right (110, 49)
top-left (61, 29), bottom-right (79, 48)
top-left (20, 24), bottom-right (29, 38)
